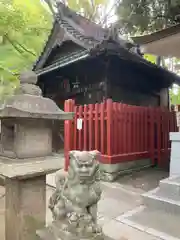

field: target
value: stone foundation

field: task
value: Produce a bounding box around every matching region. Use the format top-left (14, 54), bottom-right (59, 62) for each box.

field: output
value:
top-left (169, 132), bottom-right (180, 177)
top-left (100, 159), bottom-right (152, 181)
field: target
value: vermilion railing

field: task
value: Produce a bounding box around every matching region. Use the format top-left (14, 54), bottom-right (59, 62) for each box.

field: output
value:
top-left (64, 99), bottom-right (177, 170)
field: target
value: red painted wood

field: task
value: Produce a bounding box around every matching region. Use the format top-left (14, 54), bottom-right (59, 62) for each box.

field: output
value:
top-left (132, 106), bottom-right (136, 153)
top-left (118, 103), bottom-right (124, 154)
top-left (83, 105), bottom-right (88, 150)
top-left (64, 99), bottom-right (74, 171)
top-left (126, 105), bottom-right (131, 153)
top-left (123, 104), bottom-right (128, 153)
top-left (134, 107), bottom-right (138, 153)
top-left (164, 110), bottom-right (169, 165)
top-left (137, 108), bottom-right (141, 152)
top-left (73, 106), bottom-right (77, 150)
top-left (157, 108), bottom-right (161, 166)
top-left (149, 107), bottom-right (155, 165)
top-left (94, 103), bottom-right (99, 151)
top-left (113, 102), bottom-right (118, 155)
top-left (78, 105), bottom-right (83, 150)
top-left (140, 108), bottom-right (144, 152)
top-left (101, 151), bottom-right (149, 164)
top-left (106, 99), bottom-right (113, 161)
top-left (144, 107), bottom-right (148, 151)
top-left (88, 104), bottom-right (93, 150)
top-left (64, 99), bottom-right (177, 170)
top-left (100, 102), bottom-right (105, 154)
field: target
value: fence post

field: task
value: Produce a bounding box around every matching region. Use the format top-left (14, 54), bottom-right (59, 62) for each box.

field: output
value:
top-left (149, 107), bottom-right (155, 165)
top-left (64, 99), bottom-right (74, 171)
top-left (106, 99), bottom-right (113, 163)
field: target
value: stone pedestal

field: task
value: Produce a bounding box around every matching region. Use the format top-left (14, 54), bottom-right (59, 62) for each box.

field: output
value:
top-left (6, 177), bottom-right (45, 240)
top-left (0, 155), bottom-right (61, 240)
top-left (169, 132), bottom-right (180, 177)
top-left (37, 221), bottom-right (110, 240)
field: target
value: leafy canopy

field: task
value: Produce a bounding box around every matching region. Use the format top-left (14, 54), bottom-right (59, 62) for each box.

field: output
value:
top-left (0, 0), bottom-right (52, 99)
top-left (116, 0), bottom-right (180, 35)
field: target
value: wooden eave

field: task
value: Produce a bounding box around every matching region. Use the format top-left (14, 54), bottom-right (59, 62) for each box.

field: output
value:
top-left (132, 24), bottom-right (180, 45)
top-left (132, 24), bottom-right (180, 58)
top-left (91, 40), bottom-right (180, 86)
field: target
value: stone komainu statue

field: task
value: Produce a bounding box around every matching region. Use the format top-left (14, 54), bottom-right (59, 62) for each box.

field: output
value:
top-left (49, 150), bottom-right (102, 237)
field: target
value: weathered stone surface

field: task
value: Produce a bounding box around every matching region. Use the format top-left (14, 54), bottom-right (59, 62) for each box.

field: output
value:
top-left (0, 70), bottom-right (74, 120)
top-left (0, 71), bottom-right (73, 159)
top-left (0, 94), bottom-right (74, 120)
top-left (37, 150), bottom-right (110, 240)
top-left (119, 174), bottom-right (180, 239)
top-left (19, 70), bottom-right (38, 84)
top-left (37, 221), bottom-right (107, 240)
top-left (6, 176), bottom-right (46, 240)
top-left (100, 159), bottom-right (152, 182)
top-left (14, 119), bottom-right (52, 158)
top-left (0, 154), bottom-right (62, 179)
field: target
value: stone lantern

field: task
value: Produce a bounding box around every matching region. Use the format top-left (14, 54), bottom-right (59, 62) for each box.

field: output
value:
top-left (0, 71), bottom-right (74, 240)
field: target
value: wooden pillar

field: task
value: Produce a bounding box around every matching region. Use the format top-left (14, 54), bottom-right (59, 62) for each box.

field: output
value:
top-left (106, 99), bottom-right (113, 163)
top-left (160, 88), bottom-right (169, 108)
top-left (103, 59), bottom-right (110, 100)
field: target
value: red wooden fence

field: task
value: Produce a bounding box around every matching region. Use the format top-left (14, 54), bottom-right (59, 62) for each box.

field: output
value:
top-left (64, 99), bottom-right (177, 170)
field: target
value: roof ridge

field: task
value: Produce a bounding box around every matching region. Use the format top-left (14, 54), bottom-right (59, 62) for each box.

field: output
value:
top-left (56, 15), bottom-right (99, 49)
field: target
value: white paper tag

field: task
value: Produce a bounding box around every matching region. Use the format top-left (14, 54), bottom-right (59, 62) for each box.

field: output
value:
top-left (77, 118), bottom-right (83, 130)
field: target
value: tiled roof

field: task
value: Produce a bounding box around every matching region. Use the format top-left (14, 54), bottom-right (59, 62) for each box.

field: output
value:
top-left (33, 2), bottom-right (134, 71)
top-left (32, 2), bottom-right (180, 85)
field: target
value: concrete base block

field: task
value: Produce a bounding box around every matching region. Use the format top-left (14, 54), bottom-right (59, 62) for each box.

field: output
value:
top-left (142, 176), bottom-right (180, 215)
top-left (158, 178), bottom-right (180, 200)
top-left (118, 206), bottom-right (180, 239)
top-left (169, 132), bottom-right (180, 177)
top-left (100, 159), bottom-right (151, 182)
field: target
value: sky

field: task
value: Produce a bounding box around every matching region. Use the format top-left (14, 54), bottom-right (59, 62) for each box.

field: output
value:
top-left (106, 0), bottom-right (118, 24)
top-left (42, 0), bottom-right (118, 25)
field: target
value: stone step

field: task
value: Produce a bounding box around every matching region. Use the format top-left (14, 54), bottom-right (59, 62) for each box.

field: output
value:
top-left (142, 188), bottom-right (180, 215)
top-left (158, 178), bottom-right (180, 200)
top-left (122, 206), bottom-right (180, 239)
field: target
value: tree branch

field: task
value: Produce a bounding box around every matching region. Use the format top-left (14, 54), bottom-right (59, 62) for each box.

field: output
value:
top-left (14, 41), bottom-right (36, 57)
top-left (4, 34), bottom-right (36, 57)
top-left (4, 35), bottom-right (24, 55)
top-left (0, 64), bottom-right (17, 76)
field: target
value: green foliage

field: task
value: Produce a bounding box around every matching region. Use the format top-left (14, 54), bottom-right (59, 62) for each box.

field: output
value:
top-left (0, 0), bottom-right (53, 100)
top-left (116, 0), bottom-right (180, 35)
top-left (169, 86), bottom-right (180, 105)
top-left (144, 54), bottom-right (157, 64)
